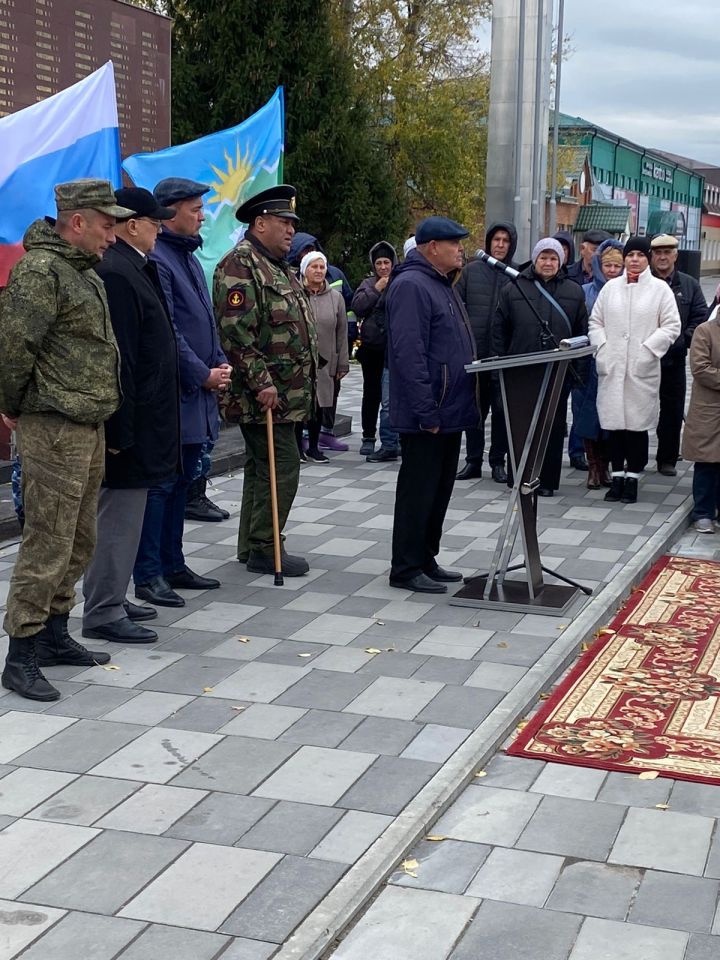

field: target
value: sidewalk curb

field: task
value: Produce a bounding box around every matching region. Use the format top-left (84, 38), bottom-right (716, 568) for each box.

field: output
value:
top-left (278, 493), bottom-right (693, 960)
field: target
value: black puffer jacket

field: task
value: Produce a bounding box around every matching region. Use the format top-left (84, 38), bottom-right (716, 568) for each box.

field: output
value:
top-left (492, 264), bottom-right (588, 356)
top-left (657, 270), bottom-right (708, 366)
top-left (455, 221), bottom-right (518, 359)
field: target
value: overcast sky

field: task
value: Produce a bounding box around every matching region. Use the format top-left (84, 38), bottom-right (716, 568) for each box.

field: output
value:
top-left (479, 0), bottom-right (720, 167)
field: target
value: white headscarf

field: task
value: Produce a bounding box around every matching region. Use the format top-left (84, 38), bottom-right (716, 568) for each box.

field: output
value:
top-left (299, 250), bottom-right (327, 277)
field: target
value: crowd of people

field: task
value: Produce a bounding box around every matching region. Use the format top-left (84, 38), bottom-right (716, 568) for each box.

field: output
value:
top-left (0, 173), bottom-right (717, 702)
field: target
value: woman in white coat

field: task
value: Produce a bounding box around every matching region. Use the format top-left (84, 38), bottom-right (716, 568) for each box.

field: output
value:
top-left (588, 236), bottom-right (680, 504)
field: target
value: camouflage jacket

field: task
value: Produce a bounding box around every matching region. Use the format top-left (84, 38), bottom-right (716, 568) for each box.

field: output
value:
top-left (213, 234), bottom-right (317, 424)
top-left (0, 219), bottom-right (121, 424)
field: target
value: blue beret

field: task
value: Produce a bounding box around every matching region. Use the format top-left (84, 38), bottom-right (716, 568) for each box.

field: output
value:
top-left (153, 177), bottom-right (210, 206)
top-left (415, 216), bottom-right (469, 244)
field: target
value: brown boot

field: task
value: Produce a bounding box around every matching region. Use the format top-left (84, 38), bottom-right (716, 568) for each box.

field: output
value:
top-left (584, 440), bottom-right (601, 490)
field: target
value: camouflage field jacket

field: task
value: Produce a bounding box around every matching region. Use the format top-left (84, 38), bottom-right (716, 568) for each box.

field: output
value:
top-left (0, 219), bottom-right (121, 424)
top-left (213, 235), bottom-right (317, 424)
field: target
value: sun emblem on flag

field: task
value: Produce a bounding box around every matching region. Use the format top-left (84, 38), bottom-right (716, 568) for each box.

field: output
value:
top-left (207, 141), bottom-right (256, 207)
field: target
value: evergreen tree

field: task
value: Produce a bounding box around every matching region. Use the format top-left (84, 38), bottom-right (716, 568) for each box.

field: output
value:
top-left (164, 0), bottom-right (407, 282)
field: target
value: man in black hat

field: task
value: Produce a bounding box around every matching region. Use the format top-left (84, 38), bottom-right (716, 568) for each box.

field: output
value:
top-left (566, 230), bottom-right (612, 286)
top-left (82, 188), bottom-right (180, 644)
top-left (213, 185), bottom-right (317, 577)
top-left (385, 216), bottom-right (478, 593)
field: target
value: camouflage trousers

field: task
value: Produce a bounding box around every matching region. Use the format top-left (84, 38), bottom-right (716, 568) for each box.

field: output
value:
top-left (4, 412), bottom-right (105, 638)
top-left (237, 422), bottom-right (301, 561)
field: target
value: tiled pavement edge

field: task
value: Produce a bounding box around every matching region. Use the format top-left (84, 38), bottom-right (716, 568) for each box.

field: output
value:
top-left (0, 367), bottom-right (694, 960)
top-left (327, 524), bottom-right (720, 960)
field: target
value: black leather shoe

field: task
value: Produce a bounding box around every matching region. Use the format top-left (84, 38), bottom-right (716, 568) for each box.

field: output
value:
top-left (367, 448), bottom-right (399, 462)
top-left (456, 464), bottom-right (483, 481)
top-left (491, 465), bottom-right (507, 484)
top-left (83, 617), bottom-right (158, 644)
top-left (425, 566), bottom-right (463, 582)
top-left (537, 488), bottom-right (554, 497)
top-left (35, 613), bottom-right (111, 666)
top-left (2, 636), bottom-right (60, 701)
top-left (166, 565), bottom-right (220, 590)
top-left (389, 572), bottom-right (448, 593)
top-left (570, 455), bottom-right (589, 471)
top-left (123, 600), bottom-right (158, 621)
top-left (657, 463), bottom-right (677, 477)
top-left (135, 576), bottom-right (185, 607)
top-left (247, 551), bottom-right (309, 577)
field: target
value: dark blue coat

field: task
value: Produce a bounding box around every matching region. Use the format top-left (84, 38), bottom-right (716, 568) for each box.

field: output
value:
top-left (386, 250), bottom-right (478, 433)
top-left (151, 229), bottom-right (227, 445)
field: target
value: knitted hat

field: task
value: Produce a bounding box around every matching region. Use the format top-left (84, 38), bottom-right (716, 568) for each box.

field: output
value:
top-left (600, 247), bottom-right (624, 266)
top-left (299, 250), bottom-right (327, 277)
top-left (531, 237), bottom-right (564, 264)
top-left (623, 236), bottom-right (652, 260)
top-left (403, 236), bottom-right (417, 257)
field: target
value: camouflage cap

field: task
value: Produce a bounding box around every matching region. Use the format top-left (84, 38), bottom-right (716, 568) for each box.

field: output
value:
top-left (54, 179), bottom-right (135, 218)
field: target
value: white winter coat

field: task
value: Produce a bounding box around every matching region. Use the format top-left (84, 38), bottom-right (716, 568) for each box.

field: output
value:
top-left (588, 268), bottom-right (681, 431)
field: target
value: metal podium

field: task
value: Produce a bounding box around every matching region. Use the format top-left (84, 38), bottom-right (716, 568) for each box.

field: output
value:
top-left (450, 343), bottom-right (596, 616)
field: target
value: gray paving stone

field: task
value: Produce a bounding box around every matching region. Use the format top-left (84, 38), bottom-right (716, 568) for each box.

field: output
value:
top-left (0, 713), bottom-right (76, 764)
top-left (206, 661), bottom-right (311, 703)
top-left (279, 709), bottom-right (362, 748)
top-left (0, 819), bottom-right (98, 898)
top-left (158, 696), bottom-right (250, 733)
top-left (219, 702), bottom-right (307, 738)
top-left (668, 780), bottom-right (720, 818)
top-left (339, 716), bottom-right (420, 756)
top-left (450, 899), bottom-right (580, 960)
top-left (357, 651), bottom-right (425, 678)
top-left (256, 640), bottom-right (329, 666)
top-left (400, 724), bottom-right (470, 763)
top-left (474, 633), bottom-right (555, 666)
top-left (115, 923), bottom-right (229, 960)
top-left (29, 774), bottom-right (140, 825)
top-left (529, 762), bottom-right (607, 800)
top-left (120, 844), bottom-right (281, 930)
top-left (237, 801), bottom-right (343, 855)
top-left (0, 767), bottom-right (76, 816)
top-left (412, 657), bottom-right (478, 684)
top-left (220, 855), bottom-right (347, 942)
top-left (434, 786), bottom-right (541, 846)
top-left (518, 795), bottom-right (625, 860)
top-left (310, 810), bottom-right (392, 864)
top-left (172, 736), bottom-right (297, 794)
top-left (24, 830), bottom-right (188, 913)
top-left (337, 755), bottom-right (439, 815)
top-left (466, 847), bottom-right (563, 906)
top-left (89, 726), bottom-right (222, 783)
top-left (71, 648), bottom-right (183, 688)
top-left (0, 896), bottom-right (65, 958)
top-left (219, 938), bottom-right (278, 960)
top-left (465, 661), bottom-right (527, 691)
top-left (14, 911), bottom-right (145, 960)
top-left (391, 838), bottom-right (491, 894)
top-left (275, 669), bottom-right (374, 711)
top-left (164, 792), bottom-right (275, 845)
top-left (344, 676), bottom-right (444, 720)
top-left (478, 754), bottom-right (545, 791)
top-left (138, 655), bottom-right (258, 696)
top-left (704, 830), bottom-right (720, 879)
top-left (44, 685), bottom-right (140, 719)
top-left (597, 770), bottom-right (672, 808)
top-left (568, 916), bottom-right (688, 960)
top-left (685, 933), bottom-right (720, 960)
top-left (96, 783), bottom-right (207, 834)
top-left (629, 870), bottom-right (720, 933)
top-left (416, 685), bottom-right (503, 727)
top-left (254, 745), bottom-right (375, 806)
top-left (609, 808), bottom-right (714, 875)
top-left (545, 861), bottom-right (641, 920)
top-left (17, 719), bottom-right (146, 773)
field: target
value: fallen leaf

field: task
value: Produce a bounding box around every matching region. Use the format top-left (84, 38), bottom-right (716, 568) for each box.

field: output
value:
top-left (580, 642), bottom-right (591, 652)
top-left (497, 641), bottom-right (508, 649)
top-left (236, 636), bottom-right (250, 643)
top-left (297, 653), bottom-right (313, 658)
top-left (655, 803), bottom-right (669, 810)
top-left (401, 858), bottom-right (419, 877)
top-left (384, 647), bottom-right (396, 653)
top-left (558, 624), bottom-right (567, 629)
top-left (231, 705), bottom-right (246, 712)
top-left (202, 686), bottom-right (214, 693)
top-left (424, 835), bottom-right (447, 842)
top-left (539, 692), bottom-right (550, 700)
top-left (638, 771), bottom-right (659, 780)
top-left (102, 664), bottom-right (120, 671)
top-left (375, 620), bottom-right (385, 626)
top-left (474, 770), bottom-right (487, 778)
top-left (516, 720), bottom-right (528, 731)
top-left (365, 647), bottom-right (382, 655)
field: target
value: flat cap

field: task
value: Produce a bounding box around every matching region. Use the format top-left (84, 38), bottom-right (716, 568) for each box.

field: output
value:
top-left (415, 216), bottom-right (469, 244)
top-left (153, 178), bottom-right (210, 206)
top-left (235, 184), bottom-right (299, 223)
top-left (114, 187), bottom-right (175, 222)
top-left (650, 233), bottom-right (679, 249)
top-left (54, 178), bottom-right (134, 217)
top-left (582, 229), bottom-right (611, 244)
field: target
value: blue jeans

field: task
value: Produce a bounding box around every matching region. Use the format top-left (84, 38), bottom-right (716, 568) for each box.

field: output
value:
top-left (133, 443), bottom-right (202, 584)
top-left (379, 367), bottom-right (399, 451)
top-left (568, 387), bottom-right (584, 460)
top-left (691, 462), bottom-right (720, 522)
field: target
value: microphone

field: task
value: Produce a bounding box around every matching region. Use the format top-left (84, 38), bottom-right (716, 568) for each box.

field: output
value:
top-left (476, 249), bottom-right (520, 280)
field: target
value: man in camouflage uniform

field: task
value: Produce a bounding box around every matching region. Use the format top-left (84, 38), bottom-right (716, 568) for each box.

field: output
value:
top-left (214, 184), bottom-right (317, 576)
top-left (0, 179), bottom-right (133, 701)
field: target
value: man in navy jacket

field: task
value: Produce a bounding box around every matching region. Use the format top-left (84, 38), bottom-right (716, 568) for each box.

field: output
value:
top-left (386, 216), bottom-right (478, 593)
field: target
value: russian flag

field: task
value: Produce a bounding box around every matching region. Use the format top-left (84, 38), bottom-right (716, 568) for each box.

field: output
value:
top-left (0, 61), bottom-right (121, 286)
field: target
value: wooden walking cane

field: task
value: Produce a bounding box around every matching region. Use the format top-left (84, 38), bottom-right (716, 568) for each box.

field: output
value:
top-left (265, 408), bottom-right (284, 586)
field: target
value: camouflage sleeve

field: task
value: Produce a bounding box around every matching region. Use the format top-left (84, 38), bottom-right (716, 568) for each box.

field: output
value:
top-left (213, 258), bottom-right (273, 393)
top-left (0, 262), bottom-right (58, 416)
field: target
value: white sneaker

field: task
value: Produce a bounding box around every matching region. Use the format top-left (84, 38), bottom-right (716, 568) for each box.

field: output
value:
top-left (693, 518), bottom-right (715, 534)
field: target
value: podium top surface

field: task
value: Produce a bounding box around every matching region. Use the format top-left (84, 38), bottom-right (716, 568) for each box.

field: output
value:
top-left (465, 343), bottom-right (595, 373)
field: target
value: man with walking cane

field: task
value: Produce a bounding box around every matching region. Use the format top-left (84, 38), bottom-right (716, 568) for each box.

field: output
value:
top-left (214, 185), bottom-right (317, 577)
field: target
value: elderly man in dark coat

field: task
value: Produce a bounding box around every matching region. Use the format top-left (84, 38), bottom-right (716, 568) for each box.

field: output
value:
top-left (82, 188), bottom-right (180, 643)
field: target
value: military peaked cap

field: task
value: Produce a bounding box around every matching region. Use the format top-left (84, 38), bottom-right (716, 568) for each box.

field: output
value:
top-left (235, 185), bottom-right (299, 223)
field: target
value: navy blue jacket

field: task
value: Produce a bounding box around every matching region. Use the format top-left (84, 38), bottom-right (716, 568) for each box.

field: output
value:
top-left (386, 249), bottom-right (478, 433)
top-left (151, 229), bottom-right (227, 445)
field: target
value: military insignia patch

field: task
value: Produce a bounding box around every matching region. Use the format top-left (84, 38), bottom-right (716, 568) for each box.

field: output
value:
top-left (228, 288), bottom-right (245, 309)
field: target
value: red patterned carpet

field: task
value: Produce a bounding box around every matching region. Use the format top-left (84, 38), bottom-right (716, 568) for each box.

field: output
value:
top-left (507, 555), bottom-right (720, 784)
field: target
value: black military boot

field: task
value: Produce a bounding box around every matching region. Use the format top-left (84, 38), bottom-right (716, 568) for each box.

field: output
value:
top-left (2, 636), bottom-right (60, 701)
top-left (620, 477), bottom-right (638, 504)
top-left (35, 613), bottom-right (111, 667)
top-left (184, 477), bottom-right (229, 522)
top-left (604, 476), bottom-right (625, 503)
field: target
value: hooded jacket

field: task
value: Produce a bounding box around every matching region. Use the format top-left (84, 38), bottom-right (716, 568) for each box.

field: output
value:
top-left (350, 241), bottom-right (398, 318)
top-left (553, 230), bottom-right (576, 267)
top-left (386, 249), bottom-right (477, 433)
top-left (0, 218), bottom-right (121, 424)
top-left (151, 228), bottom-right (227, 445)
top-left (351, 241), bottom-right (399, 354)
top-left (288, 231), bottom-right (354, 308)
top-left (582, 238), bottom-right (625, 313)
top-left (455, 221), bottom-right (518, 359)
